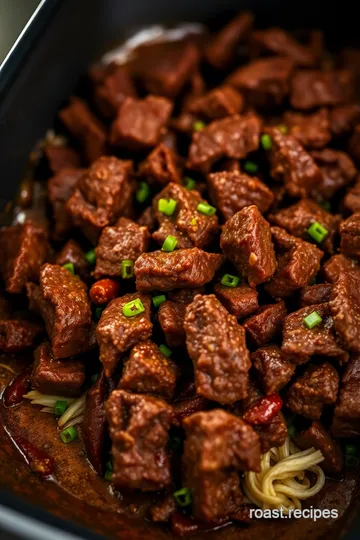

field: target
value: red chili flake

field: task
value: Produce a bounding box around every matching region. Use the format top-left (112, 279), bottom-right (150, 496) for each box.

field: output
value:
top-left (243, 393), bottom-right (283, 425)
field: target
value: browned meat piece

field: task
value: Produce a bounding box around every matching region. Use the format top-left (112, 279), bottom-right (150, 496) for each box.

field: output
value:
top-left (344, 176), bottom-right (360, 213)
top-left (110, 96), bottom-right (173, 151)
top-left (44, 146), bottom-right (81, 175)
top-left (187, 86), bottom-right (244, 120)
top-left (158, 301), bottom-right (186, 348)
top-left (184, 294), bottom-right (250, 404)
top-left (66, 157), bottom-right (134, 243)
top-left (183, 410), bottom-right (261, 522)
top-left (300, 283), bottom-right (332, 306)
top-left (268, 199), bottom-right (341, 254)
top-left (48, 168), bottom-right (84, 241)
top-left (221, 206), bottom-right (277, 288)
top-left (32, 342), bottom-right (85, 397)
top-left (310, 148), bottom-right (356, 200)
top-left (227, 57), bottom-right (294, 108)
top-left (332, 354), bottom-right (360, 438)
top-left (295, 421), bottom-right (344, 473)
top-left (283, 109), bottom-right (331, 149)
top-left (330, 103), bottom-right (360, 137)
top-left (340, 213), bottom-right (360, 259)
top-left (135, 248), bottom-right (223, 292)
top-left (0, 221), bottom-right (48, 294)
top-left (119, 340), bottom-right (178, 400)
top-left (137, 206), bottom-right (156, 232)
top-left (250, 28), bottom-right (316, 66)
top-left (251, 345), bottom-right (295, 394)
top-left (151, 495), bottom-right (176, 523)
top-left (291, 70), bottom-right (353, 110)
top-left (322, 254), bottom-right (360, 283)
top-left (138, 144), bottom-right (181, 186)
top-left (214, 283), bottom-right (258, 319)
top-left (282, 303), bottom-right (348, 364)
top-left (348, 124), bottom-right (360, 163)
top-left (59, 97), bottom-right (106, 163)
top-left (205, 12), bottom-right (254, 69)
top-left (265, 227), bottom-right (323, 298)
top-left (187, 113), bottom-right (261, 173)
top-left (286, 363), bottom-right (339, 420)
top-left (244, 301), bottom-right (287, 348)
top-left (152, 183), bottom-right (219, 249)
top-left (330, 270), bottom-right (360, 352)
top-left (94, 65), bottom-right (137, 118)
top-left (208, 170), bottom-right (274, 220)
top-left (55, 239), bottom-right (91, 283)
top-left (105, 390), bottom-right (172, 491)
top-left (96, 293), bottom-right (152, 376)
top-left (93, 217), bottom-right (150, 279)
top-left (0, 319), bottom-right (43, 353)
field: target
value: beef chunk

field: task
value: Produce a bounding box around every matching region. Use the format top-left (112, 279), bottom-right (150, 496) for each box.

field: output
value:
top-left (300, 283), bottom-right (332, 306)
top-left (135, 248), bottom-right (223, 292)
top-left (340, 213), bottom-right (360, 259)
top-left (106, 390), bottom-right (172, 491)
top-left (110, 96), bottom-right (173, 151)
top-left (332, 354), bottom-right (360, 438)
top-left (0, 221), bottom-right (48, 294)
top-left (138, 144), bottom-right (181, 186)
top-left (152, 183), bottom-right (219, 249)
top-left (330, 103), bottom-right (360, 137)
top-left (184, 294), bottom-right (250, 404)
top-left (183, 410), bottom-right (261, 522)
top-left (32, 342), bottom-right (85, 397)
top-left (94, 65), bottom-right (137, 118)
top-left (0, 319), bottom-right (43, 353)
top-left (59, 98), bottom-right (106, 163)
top-left (138, 206), bottom-right (156, 231)
top-left (187, 113), bottom-right (261, 173)
top-left (93, 217), bottom-right (150, 279)
top-left (290, 70), bottom-right (353, 110)
top-left (330, 270), bottom-right (360, 352)
top-left (66, 157), bottom-right (134, 243)
top-left (48, 168), bottom-right (84, 241)
top-left (265, 227), bottom-right (323, 298)
top-left (250, 28), bottom-right (316, 66)
top-left (344, 176), bottom-right (360, 213)
top-left (286, 363), bottom-right (339, 420)
top-left (96, 293), bottom-right (152, 376)
top-left (268, 199), bottom-right (341, 254)
top-left (188, 86), bottom-right (244, 120)
top-left (158, 301), bottom-right (186, 348)
top-left (151, 495), bottom-right (176, 523)
top-left (282, 303), bottom-right (348, 364)
top-left (44, 146), bottom-right (81, 175)
top-left (244, 301), bottom-right (287, 348)
top-left (283, 109), bottom-right (331, 149)
top-left (119, 340), bottom-right (178, 400)
top-left (295, 421), bottom-right (343, 473)
top-left (214, 283), bottom-right (258, 319)
top-left (251, 345), bottom-right (295, 394)
top-left (220, 206), bottom-right (277, 288)
top-left (227, 57), bottom-right (294, 108)
top-left (26, 264), bottom-right (92, 359)
top-left (208, 170), bottom-right (274, 220)
top-left (56, 239), bottom-right (91, 283)
top-left (322, 254), bottom-right (360, 283)
top-left (310, 148), bottom-right (356, 200)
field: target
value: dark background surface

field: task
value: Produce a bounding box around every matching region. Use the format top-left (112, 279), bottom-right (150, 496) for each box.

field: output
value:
top-left (0, 0), bottom-right (41, 63)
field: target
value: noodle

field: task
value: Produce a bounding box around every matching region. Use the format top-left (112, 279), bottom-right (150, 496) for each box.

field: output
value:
top-left (243, 436), bottom-right (325, 513)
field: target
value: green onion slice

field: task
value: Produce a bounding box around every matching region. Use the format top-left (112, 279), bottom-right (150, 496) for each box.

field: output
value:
top-left (62, 263), bottom-right (75, 275)
top-left (158, 198), bottom-right (177, 216)
top-left (136, 181), bottom-right (150, 203)
top-left (55, 400), bottom-right (67, 417)
top-left (60, 426), bottom-right (78, 444)
top-left (122, 298), bottom-right (145, 317)
top-left (307, 221), bottom-right (329, 243)
top-left (159, 344), bottom-right (172, 357)
top-left (196, 202), bottom-right (216, 216)
top-left (174, 487), bottom-right (192, 507)
top-left (221, 274), bottom-right (240, 288)
top-left (152, 295), bottom-right (166, 308)
top-left (303, 311), bottom-right (322, 329)
top-left (121, 259), bottom-right (134, 279)
top-left (162, 235), bottom-right (178, 252)
top-left (84, 249), bottom-right (96, 265)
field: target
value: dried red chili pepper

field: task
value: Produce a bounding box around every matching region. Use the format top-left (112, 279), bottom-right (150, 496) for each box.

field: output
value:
top-left (90, 279), bottom-right (120, 305)
top-left (243, 393), bottom-right (283, 425)
top-left (3, 370), bottom-right (31, 407)
top-left (12, 435), bottom-right (55, 478)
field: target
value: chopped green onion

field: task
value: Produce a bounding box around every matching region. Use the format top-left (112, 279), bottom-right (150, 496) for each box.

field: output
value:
top-left (122, 298), bottom-right (145, 317)
top-left (288, 425), bottom-right (296, 438)
top-left (310, 277), bottom-right (317, 285)
top-left (153, 294), bottom-right (166, 308)
top-left (193, 121), bottom-right (206, 132)
top-left (159, 344), bottom-right (172, 357)
top-left (190, 217), bottom-right (197, 226)
top-left (345, 444), bottom-right (357, 456)
top-left (136, 181), bottom-right (150, 203)
top-left (221, 274), bottom-right (240, 288)
top-left (184, 177), bottom-right (196, 190)
top-left (243, 160), bottom-right (258, 174)
top-left (260, 133), bottom-right (272, 151)
top-left (162, 235), bottom-right (178, 252)
top-left (173, 487), bottom-right (192, 507)
top-left (158, 198), bottom-right (177, 216)
top-left (91, 373), bottom-right (99, 384)
top-left (307, 221), bottom-right (329, 243)
top-left (303, 311), bottom-right (322, 330)
top-left (84, 249), bottom-right (96, 265)
top-left (55, 400), bottom-right (67, 417)
top-left (104, 470), bottom-right (113, 482)
top-left (60, 426), bottom-right (78, 444)
top-left (106, 460), bottom-right (113, 472)
top-left (320, 200), bottom-right (331, 212)
top-left (121, 259), bottom-right (134, 279)
top-left (62, 263), bottom-right (75, 275)
top-left (278, 124), bottom-right (288, 134)
top-left (197, 202), bottom-right (216, 216)
top-left (95, 307), bottom-right (103, 320)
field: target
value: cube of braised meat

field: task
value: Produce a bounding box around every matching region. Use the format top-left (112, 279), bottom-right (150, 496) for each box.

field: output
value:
top-left (119, 340), bottom-right (178, 400)
top-left (137, 206), bottom-right (156, 231)
top-left (268, 199), bottom-right (341, 254)
top-left (110, 96), bottom-right (173, 151)
top-left (94, 65), bottom-right (137, 118)
top-left (208, 170), bottom-right (274, 220)
top-left (135, 249), bottom-right (223, 292)
top-left (0, 221), bottom-right (48, 294)
top-left (93, 217), bottom-right (150, 279)
top-left (96, 293), bottom-right (152, 376)
top-left (286, 363), bottom-right (339, 420)
top-left (48, 168), bottom-right (84, 241)
top-left (290, 70), bottom-right (353, 110)
top-left (66, 157), bottom-right (134, 243)
top-left (348, 124), bottom-right (360, 163)
top-left (295, 421), bottom-right (343, 473)
top-left (32, 342), bottom-right (85, 397)
top-left (322, 254), bottom-right (360, 283)
top-left (152, 183), bottom-right (219, 249)
top-left (250, 28), bottom-right (316, 66)
top-left (265, 227), bottom-right (323, 298)
top-left (330, 270), bottom-right (360, 352)
top-left (227, 57), bottom-right (294, 108)
top-left (187, 86), bottom-right (244, 120)
top-left (264, 127), bottom-right (324, 199)
top-left (184, 294), bottom-right (251, 404)
top-left (187, 113), bottom-right (261, 173)
top-left (138, 144), bottom-right (181, 186)
top-left (183, 410), bottom-right (261, 522)
top-left (158, 301), bottom-right (186, 348)
top-left (214, 283), bottom-right (258, 319)
top-left (221, 206), bottom-right (277, 288)
top-left (105, 390), bottom-right (172, 491)
top-left (244, 301), bottom-right (287, 347)
top-left (283, 109), bottom-right (331, 149)
top-left (300, 283), bottom-right (332, 307)
top-left (0, 319), bottom-right (44, 353)
top-left (150, 495), bottom-right (176, 523)
top-left (332, 354), bottom-right (360, 438)
top-left (344, 176), bottom-right (360, 214)
top-left (205, 12), bottom-right (254, 69)
top-left (251, 345), bottom-right (295, 394)
top-left (56, 239), bottom-right (91, 283)
top-left (58, 97), bottom-right (107, 163)
top-left (44, 146), bottom-right (81, 175)
top-left (282, 303), bottom-right (348, 364)
top-left (340, 213), bottom-right (360, 260)
top-left (310, 148), bottom-right (356, 201)
top-left (330, 103), bottom-right (360, 137)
